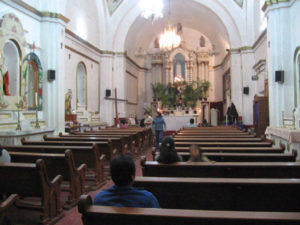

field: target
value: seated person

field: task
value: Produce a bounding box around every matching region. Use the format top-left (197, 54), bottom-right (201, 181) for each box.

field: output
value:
top-left (156, 136), bottom-right (182, 163)
top-left (120, 119), bottom-right (129, 129)
top-left (202, 119), bottom-right (208, 127)
top-left (0, 148), bottom-right (11, 163)
top-left (184, 118), bottom-right (197, 128)
top-left (187, 144), bottom-right (214, 163)
top-left (94, 154), bottom-right (160, 208)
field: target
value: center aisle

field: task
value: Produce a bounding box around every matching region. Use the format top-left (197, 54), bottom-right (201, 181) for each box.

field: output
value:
top-left (55, 147), bottom-right (154, 225)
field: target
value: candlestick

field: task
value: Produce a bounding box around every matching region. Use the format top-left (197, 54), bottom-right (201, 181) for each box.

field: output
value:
top-left (15, 100), bottom-right (21, 131)
top-left (35, 92), bottom-right (38, 107)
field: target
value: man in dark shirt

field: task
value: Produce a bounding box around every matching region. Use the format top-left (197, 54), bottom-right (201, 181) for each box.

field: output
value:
top-left (93, 154), bottom-right (160, 208)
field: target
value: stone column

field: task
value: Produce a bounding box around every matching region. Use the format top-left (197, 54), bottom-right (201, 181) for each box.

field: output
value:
top-left (165, 61), bottom-right (171, 84)
top-left (40, 18), bottom-right (67, 134)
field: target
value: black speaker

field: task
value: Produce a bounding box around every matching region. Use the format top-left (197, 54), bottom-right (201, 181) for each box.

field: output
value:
top-left (243, 87), bottom-right (249, 95)
top-left (275, 70), bottom-right (284, 83)
top-left (105, 89), bottom-right (111, 97)
top-left (47, 70), bottom-right (55, 82)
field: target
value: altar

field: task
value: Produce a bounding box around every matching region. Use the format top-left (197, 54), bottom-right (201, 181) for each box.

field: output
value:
top-left (265, 126), bottom-right (300, 160)
top-left (163, 114), bottom-right (198, 131)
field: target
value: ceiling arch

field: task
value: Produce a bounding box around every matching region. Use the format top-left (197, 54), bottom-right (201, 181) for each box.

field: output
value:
top-left (112, 0), bottom-right (242, 61)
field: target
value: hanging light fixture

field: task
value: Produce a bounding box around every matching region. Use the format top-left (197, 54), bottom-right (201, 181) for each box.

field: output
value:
top-left (139, 0), bottom-right (164, 22)
top-left (159, 0), bottom-right (181, 50)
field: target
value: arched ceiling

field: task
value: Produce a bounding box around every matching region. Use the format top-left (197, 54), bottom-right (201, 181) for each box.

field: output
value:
top-left (125, 0), bottom-right (231, 62)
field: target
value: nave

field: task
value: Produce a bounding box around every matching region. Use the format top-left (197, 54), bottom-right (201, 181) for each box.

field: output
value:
top-left (3, 126), bottom-right (299, 225)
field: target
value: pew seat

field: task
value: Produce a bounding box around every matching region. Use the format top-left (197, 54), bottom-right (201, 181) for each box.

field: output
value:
top-left (78, 195), bottom-right (300, 225)
top-left (175, 146), bottom-right (284, 153)
top-left (0, 160), bottom-right (64, 225)
top-left (9, 150), bottom-right (86, 208)
top-left (0, 194), bottom-right (18, 225)
top-left (141, 160), bottom-right (300, 178)
top-left (133, 177), bottom-right (300, 212)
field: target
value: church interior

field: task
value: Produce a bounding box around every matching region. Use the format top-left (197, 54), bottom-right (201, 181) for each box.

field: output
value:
top-left (0, 0), bottom-right (300, 224)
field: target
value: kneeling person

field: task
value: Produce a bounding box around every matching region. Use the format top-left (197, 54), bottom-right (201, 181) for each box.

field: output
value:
top-left (94, 154), bottom-right (160, 208)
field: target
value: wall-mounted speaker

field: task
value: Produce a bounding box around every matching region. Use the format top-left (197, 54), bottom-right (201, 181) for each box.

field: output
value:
top-left (105, 89), bottom-right (111, 97)
top-left (275, 70), bottom-right (284, 83)
top-left (243, 87), bottom-right (249, 95)
top-left (47, 70), bottom-right (55, 82)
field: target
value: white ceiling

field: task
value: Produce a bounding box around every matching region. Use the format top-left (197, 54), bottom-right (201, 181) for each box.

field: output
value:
top-left (125, 0), bottom-right (230, 58)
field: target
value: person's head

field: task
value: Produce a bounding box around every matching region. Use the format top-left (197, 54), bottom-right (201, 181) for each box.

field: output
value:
top-left (157, 136), bottom-right (180, 164)
top-left (156, 111), bottom-right (162, 118)
top-left (120, 119), bottom-right (126, 125)
top-left (144, 112), bottom-right (149, 118)
top-left (190, 118), bottom-right (194, 124)
top-left (189, 144), bottom-right (200, 159)
top-left (110, 154), bottom-right (136, 186)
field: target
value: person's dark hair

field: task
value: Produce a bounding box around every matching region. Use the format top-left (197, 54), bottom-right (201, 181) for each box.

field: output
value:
top-left (190, 118), bottom-right (194, 124)
top-left (120, 119), bottom-right (126, 125)
top-left (157, 136), bottom-right (180, 164)
top-left (110, 155), bottom-right (136, 186)
top-left (156, 111), bottom-right (162, 117)
top-left (144, 112), bottom-right (149, 115)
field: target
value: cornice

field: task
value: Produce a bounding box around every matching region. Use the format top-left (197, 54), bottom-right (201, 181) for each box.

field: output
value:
top-left (213, 52), bottom-right (231, 69)
top-left (65, 29), bottom-right (125, 56)
top-left (125, 53), bottom-right (150, 71)
top-left (262, 0), bottom-right (291, 12)
top-left (9, 0), bottom-right (70, 23)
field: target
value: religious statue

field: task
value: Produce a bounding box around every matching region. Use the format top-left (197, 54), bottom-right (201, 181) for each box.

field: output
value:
top-left (154, 37), bottom-right (160, 48)
top-left (174, 62), bottom-right (184, 82)
top-left (0, 55), bottom-right (8, 108)
top-left (65, 89), bottom-right (72, 115)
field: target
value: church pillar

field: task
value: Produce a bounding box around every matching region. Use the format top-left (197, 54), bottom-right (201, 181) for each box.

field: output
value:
top-left (265, 1), bottom-right (299, 127)
top-left (113, 54), bottom-right (127, 119)
top-left (158, 62), bottom-right (163, 84)
top-left (151, 63), bottom-right (156, 84)
top-left (165, 61), bottom-right (171, 84)
top-left (201, 62), bottom-right (205, 81)
top-left (100, 54), bottom-right (114, 125)
top-left (230, 52), bottom-right (243, 121)
top-left (40, 18), bottom-right (67, 134)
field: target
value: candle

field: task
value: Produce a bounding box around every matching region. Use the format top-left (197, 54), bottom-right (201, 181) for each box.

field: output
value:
top-left (35, 92), bottom-right (38, 106)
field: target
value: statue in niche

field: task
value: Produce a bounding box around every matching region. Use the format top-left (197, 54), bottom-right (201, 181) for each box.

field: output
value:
top-left (174, 62), bottom-right (184, 83)
top-left (177, 23), bottom-right (183, 34)
top-left (65, 89), bottom-right (72, 115)
top-left (0, 56), bottom-right (10, 96)
top-left (0, 55), bottom-right (8, 108)
top-left (200, 36), bottom-right (205, 47)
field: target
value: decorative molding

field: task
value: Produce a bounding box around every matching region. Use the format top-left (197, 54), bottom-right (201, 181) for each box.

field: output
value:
top-left (213, 52), bottom-right (230, 69)
top-left (127, 102), bottom-right (138, 106)
top-left (9, 0), bottom-right (70, 23)
top-left (252, 29), bottom-right (267, 50)
top-left (104, 97), bottom-right (127, 102)
top-left (262, 0), bottom-right (291, 11)
top-left (65, 45), bottom-right (99, 64)
top-left (65, 29), bottom-right (125, 56)
top-left (253, 59), bottom-right (266, 71)
top-left (126, 70), bottom-right (138, 79)
top-left (125, 53), bottom-right (149, 71)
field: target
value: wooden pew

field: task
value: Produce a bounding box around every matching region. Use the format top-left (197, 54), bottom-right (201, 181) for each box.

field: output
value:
top-left (175, 133), bottom-right (255, 137)
top-left (43, 135), bottom-right (126, 158)
top-left (24, 138), bottom-right (117, 161)
top-left (0, 194), bottom-right (18, 225)
top-left (78, 195), bottom-right (300, 225)
top-left (0, 160), bottom-right (64, 225)
top-left (2, 144), bottom-right (106, 190)
top-left (174, 137), bottom-right (263, 142)
top-left (9, 150), bottom-right (86, 208)
top-left (172, 150), bottom-right (297, 162)
top-left (133, 177), bottom-right (300, 212)
top-left (175, 146), bottom-right (284, 153)
top-left (141, 160), bottom-right (300, 178)
top-left (60, 133), bottom-right (139, 156)
top-left (175, 141), bottom-right (272, 147)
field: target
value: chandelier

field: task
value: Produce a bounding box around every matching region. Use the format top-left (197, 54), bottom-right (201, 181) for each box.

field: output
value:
top-left (139, 0), bottom-right (163, 22)
top-left (159, 0), bottom-right (181, 50)
top-left (159, 24), bottom-right (181, 50)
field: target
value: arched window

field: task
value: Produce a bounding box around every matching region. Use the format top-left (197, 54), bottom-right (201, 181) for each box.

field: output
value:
top-left (3, 40), bottom-right (20, 96)
top-left (76, 62), bottom-right (87, 109)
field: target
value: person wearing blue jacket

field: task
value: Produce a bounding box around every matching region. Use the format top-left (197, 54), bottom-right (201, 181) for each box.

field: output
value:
top-left (152, 111), bottom-right (166, 150)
